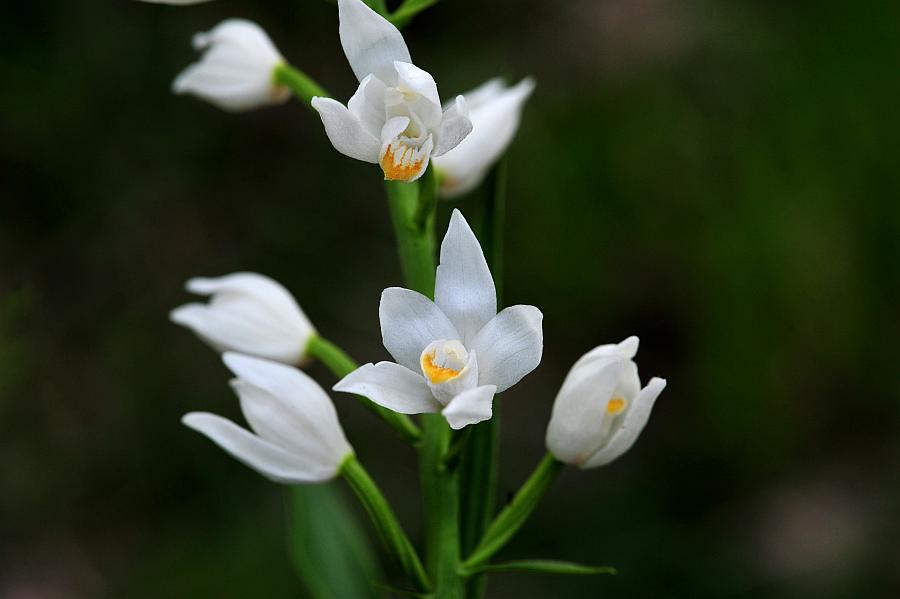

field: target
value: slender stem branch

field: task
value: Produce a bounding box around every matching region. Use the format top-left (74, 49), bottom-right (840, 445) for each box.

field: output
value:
top-left (413, 165), bottom-right (438, 231)
top-left (307, 335), bottom-right (421, 444)
top-left (273, 63), bottom-right (328, 110)
top-left (390, 0), bottom-right (440, 28)
top-left (462, 453), bottom-right (564, 570)
top-left (341, 456), bottom-right (431, 593)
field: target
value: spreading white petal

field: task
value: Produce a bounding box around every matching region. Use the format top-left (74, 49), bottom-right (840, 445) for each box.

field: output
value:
top-left (338, 0), bottom-right (410, 84)
top-left (433, 95), bottom-right (473, 157)
top-left (582, 378), bottom-right (666, 468)
top-left (434, 77), bottom-right (534, 197)
top-left (379, 287), bottom-right (459, 371)
top-left (172, 19), bottom-right (288, 113)
top-left (434, 209), bottom-right (497, 345)
top-left (222, 353), bottom-right (352, 460)
top-left (312, 97), bottom-right (381, 163)
top-left (182, 412), bottom-right (339, 484)
top-left (333, 362), bottom-right (441, 414)
top-left (442, 385), bottom-right (497, 430)
top-left (470, 305), bottom-right (543, 393)
top-left (170, 272), bottom-right (314, 364)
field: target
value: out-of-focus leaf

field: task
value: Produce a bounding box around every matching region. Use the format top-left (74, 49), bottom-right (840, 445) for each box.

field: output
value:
top-left (465, 559), bottom-right (617, 577)
top-left (285, 484), bottom-right (381, 599)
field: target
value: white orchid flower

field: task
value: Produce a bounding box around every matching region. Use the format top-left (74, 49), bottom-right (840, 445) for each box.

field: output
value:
top-left (433, 78), bottom-right (535, 198)
top-left (172, 19), bottom-right (289, 113)
top-left (170, 272), bottom-right (316, 365)
top-left (545, 337), bottom-right (666, 468)
top-left (334, 210), bottom-right (543, 429)
top-left (183, 353), bottom-right (354, 484)
top-left (311, 0), bottom-right (472, 182)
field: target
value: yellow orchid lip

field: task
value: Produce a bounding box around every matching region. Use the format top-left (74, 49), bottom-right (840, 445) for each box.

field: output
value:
top-left (380, 142), bottom-right (427, 182)
top-left (421, 351), bottom-right (463, 384)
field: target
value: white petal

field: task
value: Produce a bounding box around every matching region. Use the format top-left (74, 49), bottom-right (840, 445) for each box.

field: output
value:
top-left (172, 19), bottom-right (287, 113)
top-left (333, 362), bottom-right (441, 414)
top-left (454, 78), bottom-right (505, 110)
top-left (182, 412), bottom-right (340, 484)
top-left (170, 272), bottom-right (314, 364)
top-left (433, 95), bottom-right (473, 157)
top-left (379, 287), bottom-right (459, 371)
top-left (582, 378), bottom-right (666, 468)
top-left (348, 74), bottom-right (388, 139)
top-left (222, 353), bottom-right (352, 462)
top-left (545, 358), bottom-right (624, 465)
top-left (433, 78), bottom-right (534, 197)
top-left (574, 336), bottom-right (639, 369)
top-left (434, 209), bottom-right (497, 345)
top-left (232, 379), bottom-right (340, 466)
top-left (442, 385), bottom-right (497, 430)
top-left (470, 305), bottom-right (543, 392)
top-left (312, 97), bottom-right (381, 163)
top-left (393, 62), bottom-right (443, 131)
top-left (338, 0), bottom-right (410, 84)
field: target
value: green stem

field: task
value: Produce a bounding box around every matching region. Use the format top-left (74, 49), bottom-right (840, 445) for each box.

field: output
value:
top-left (273, 63), bottom-right (328, 110)
top-left (419, 415), bottom-right (464, 598)
top-left (385, 180), bottom-right (436, 297)
top-left (307, 335), bottom-right (421, 444)
top-left (413, 165), bottom-right (438, 231)
top-left (341, 456), bottom-right (431, 593)
top-left (390, 0), bottom-right (439, 28)
top-left (462, 453), bottom-right (564, 570)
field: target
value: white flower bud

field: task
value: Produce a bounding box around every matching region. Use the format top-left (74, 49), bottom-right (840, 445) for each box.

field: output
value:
top-left (545, 337), bottom-right (666, 468)
top-left (173, 19), bottom-right (289, 112)
top-left (170, 272), bottom-right (315, 365)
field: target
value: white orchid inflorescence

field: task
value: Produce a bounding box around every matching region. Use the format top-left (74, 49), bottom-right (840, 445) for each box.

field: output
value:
top-left (311, 0), bottom-right (473, 182)
top-left (333, 209), bottom-right (543, 429)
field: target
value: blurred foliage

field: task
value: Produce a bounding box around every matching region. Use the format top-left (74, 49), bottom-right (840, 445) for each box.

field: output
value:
top-left (1, 0), bottom-right (898, 597)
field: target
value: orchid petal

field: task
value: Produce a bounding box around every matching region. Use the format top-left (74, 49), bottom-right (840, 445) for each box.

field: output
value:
top-left (334, 362), bottom-right (441, 414)
top-left (470, 305), bottom-right (543, 392)
top-left (434, 210), bottom-right (497, 345)
top-left (338, 0), bottom-right (410, 84)
top-left (379, 287), bottom-right (459, 371)
top-left (312, 97), bottom-right (381, 163)
top-left (182, 412), bottom-right (339, 483)
top-left (442, 385), bottom-right (497, 430)
top-left (433, 95), bottom-right (473, 157)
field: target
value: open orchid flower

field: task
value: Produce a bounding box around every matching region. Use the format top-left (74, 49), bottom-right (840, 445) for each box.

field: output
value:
top-left (434, 77), bottom-right (535, 198)
top-left (334, 210), bottom-right (542, 429)
top-left (172, 19), bottom-right (289, 113)
top-left (183, 353), bottom-right (354, 484)
top-left (545, 337), bottom-right (666, 468)
top-left (311, 0), bottom-right (472, 182)
top-left (170, 272), bottom-right (316, 365)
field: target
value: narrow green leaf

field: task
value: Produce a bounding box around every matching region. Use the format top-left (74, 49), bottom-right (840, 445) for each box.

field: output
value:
top-left (464, 560), bottom-right (617, 577)
top-left (285, 484), bottom-right (381, 599)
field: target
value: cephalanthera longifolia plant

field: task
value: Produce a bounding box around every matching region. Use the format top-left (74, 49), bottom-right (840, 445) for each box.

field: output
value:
top-left (145, 0), bottom-right (667, 595)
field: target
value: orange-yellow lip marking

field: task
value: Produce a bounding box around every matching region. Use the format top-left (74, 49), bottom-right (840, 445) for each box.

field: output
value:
top-left (381, 143), bottom-right (426, 181)
top-left (421, 352), bottom-right (462, 384)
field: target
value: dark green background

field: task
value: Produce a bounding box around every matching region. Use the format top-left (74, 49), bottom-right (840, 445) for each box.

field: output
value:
top-left (1, 0), bottom-right (898, 597)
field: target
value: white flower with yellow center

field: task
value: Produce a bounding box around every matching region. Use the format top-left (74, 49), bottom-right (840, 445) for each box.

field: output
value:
top-left (334, 209), bottom-right (543, 429)
top-left (545, 337), bottom-right (666, 468)
top-left (311, 0), bottom-right (472, 182)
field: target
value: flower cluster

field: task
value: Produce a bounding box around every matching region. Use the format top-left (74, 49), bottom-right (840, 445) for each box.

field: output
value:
top-left (146, 0), bottom-right (670, 591)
